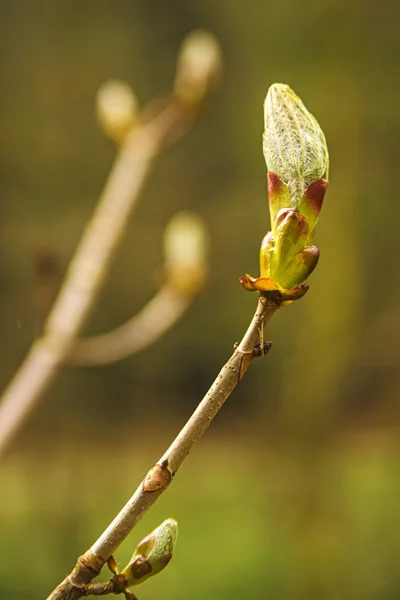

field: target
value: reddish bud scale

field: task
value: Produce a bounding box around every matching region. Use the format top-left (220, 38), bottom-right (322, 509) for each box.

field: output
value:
top-left (297, 178), bottom-right (328, 233)
top-left (267, 172), bottom-right (291, 226)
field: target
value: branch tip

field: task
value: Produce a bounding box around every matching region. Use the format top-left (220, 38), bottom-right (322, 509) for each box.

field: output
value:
top-left (96, 79), bottom-right (138, 143)
top-left (174, 29), bottom-right (222, 108)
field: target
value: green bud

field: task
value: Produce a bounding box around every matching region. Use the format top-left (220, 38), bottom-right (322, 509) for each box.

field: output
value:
top-left (241, 83), bottom-right (328, 299)
top-left (121, 518), bottom-right (178, 588)
top-left (263, 83), bottom-right (329, 206)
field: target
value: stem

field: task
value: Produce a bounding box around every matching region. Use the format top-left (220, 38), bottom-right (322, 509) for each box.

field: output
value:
top-left (46, 295), bottom-right (278, 600)
top-left (0, 100), bottom-right (191, 459)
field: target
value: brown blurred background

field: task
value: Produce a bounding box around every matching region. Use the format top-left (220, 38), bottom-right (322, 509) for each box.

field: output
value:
top-left (1, 1), bottom-right (400, 599)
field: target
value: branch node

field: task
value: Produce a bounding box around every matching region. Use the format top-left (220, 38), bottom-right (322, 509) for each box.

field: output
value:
top-left (67, 552), bottom-right (104, 591)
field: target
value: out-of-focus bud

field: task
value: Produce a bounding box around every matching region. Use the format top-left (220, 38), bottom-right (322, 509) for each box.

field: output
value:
top-left (164, 211), bottom-right (209, 294)
top-left (263, 83), bottom-right (329, 208)
top-left (121, 518), bottom-right (178, 588)
top-left (96, 79), bottom-right (138, 142)
top-left (174, 30), bottom-right (222, 108)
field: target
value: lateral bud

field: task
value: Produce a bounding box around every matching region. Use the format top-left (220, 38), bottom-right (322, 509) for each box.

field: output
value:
top-left (121, 518), bottom-right (178, 588)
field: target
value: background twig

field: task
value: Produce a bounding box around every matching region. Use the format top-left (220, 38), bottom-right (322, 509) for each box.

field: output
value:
top-left (0, 99), bottom-right (194, 459)
top-left (0, 29), bottom-right (221, 459)
top-left (68, 210), bottom-right (209, 367)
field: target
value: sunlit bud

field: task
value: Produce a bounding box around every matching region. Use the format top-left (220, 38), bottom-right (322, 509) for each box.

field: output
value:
top-left (121, 518), bottom-right (178, 587)
top-left (263, 83), bottom-right (329, 207)
top-left (164, 211), bottom-right (209, 294)
top-left (96, 79), bottom-right (138, 142)
top-left (174, 30), bottom-right (222, 107)
top-left (240, 84), bottom-right (328, 299)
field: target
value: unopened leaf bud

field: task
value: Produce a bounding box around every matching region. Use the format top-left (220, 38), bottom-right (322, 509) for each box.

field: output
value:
top-left (121, 518), bottom-right (178, 587)
top-left (241, 83), bottom-right (328, 299)
top-left (174, 30), bottom-right (222, 107)
top-left (96, 79), bottom-right (138, 142)
top-left (263, 83), bottom-right (329, 207)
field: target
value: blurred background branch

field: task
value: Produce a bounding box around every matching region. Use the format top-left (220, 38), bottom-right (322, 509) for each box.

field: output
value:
top-left (68, 212), bottom-right (208, 366)
top-left (0, 30), bottom-right (221, 459)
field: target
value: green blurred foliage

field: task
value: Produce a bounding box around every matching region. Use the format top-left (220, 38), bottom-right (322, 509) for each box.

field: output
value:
top-left (0, 0), bottom-right (399, 598)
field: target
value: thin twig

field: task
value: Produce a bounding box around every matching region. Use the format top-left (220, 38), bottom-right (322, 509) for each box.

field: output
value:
top-left (68, 285), bottom-right (192, 366)
top-left (0, 99), bottom-right (194, 459)
top-left (46, 294), bottom-right (278, 600)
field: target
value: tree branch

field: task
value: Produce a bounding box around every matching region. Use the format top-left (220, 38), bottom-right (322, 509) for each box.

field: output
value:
top-left (46, 294), bottom-right (278, 600)
top-left (0, 98), bottom-right (197, 459)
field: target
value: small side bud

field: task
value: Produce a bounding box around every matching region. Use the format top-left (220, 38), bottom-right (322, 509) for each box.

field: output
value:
top-left (96, 79), bottom-right (138, 142)
top-left (121, 518), bottom-right (178, 588)
top-left (174, 30), bottom-right (222, 107)
top-left (164, 211), bottom-right (209, 294)
top-left (263, 83), bottom-right (329, 206)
